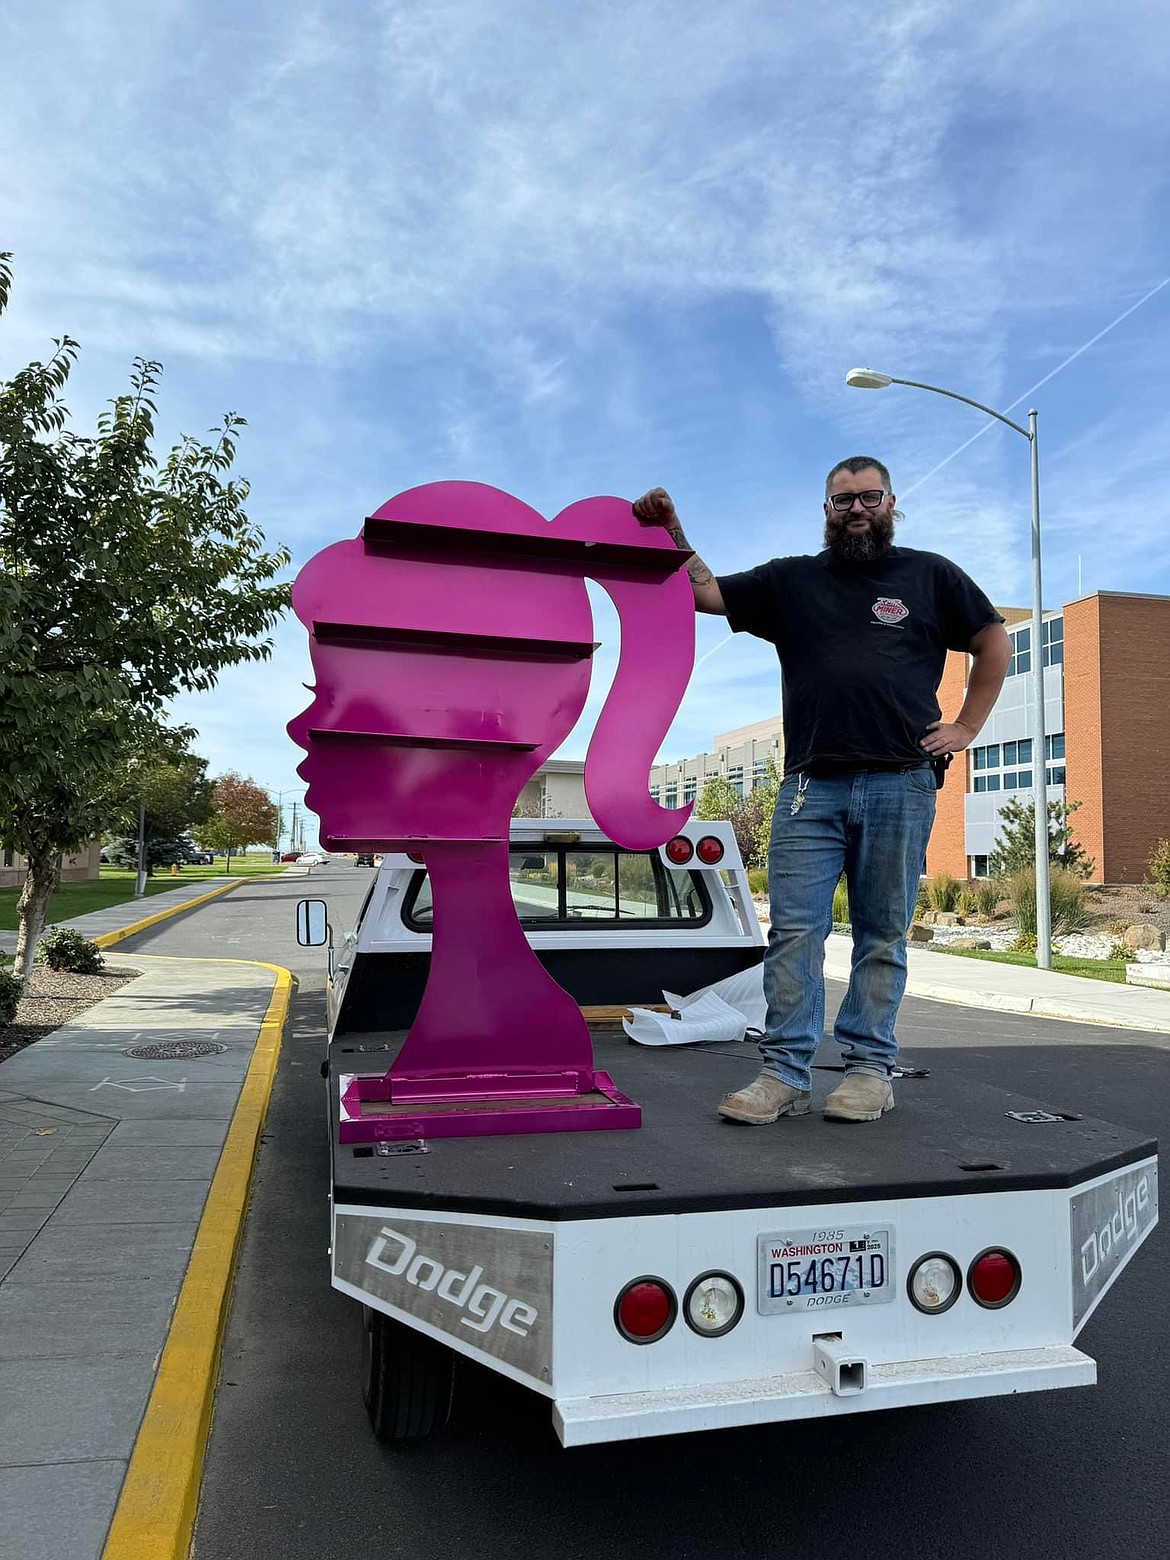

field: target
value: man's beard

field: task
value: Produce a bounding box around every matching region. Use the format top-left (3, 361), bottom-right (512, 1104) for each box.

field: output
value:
top-left (824, 511), bottom-right (895, 564)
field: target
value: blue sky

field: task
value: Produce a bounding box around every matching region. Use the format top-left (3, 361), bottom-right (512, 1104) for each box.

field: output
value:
top-left (3, 0), bottom-right (1168, 846)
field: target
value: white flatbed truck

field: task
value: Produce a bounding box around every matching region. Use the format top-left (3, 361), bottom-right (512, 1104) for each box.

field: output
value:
top-left (300, 819), bottom-right (1159, 1446)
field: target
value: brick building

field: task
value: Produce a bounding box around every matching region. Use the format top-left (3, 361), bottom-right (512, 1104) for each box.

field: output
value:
top-left (647, 590), bottom-right (1169, 887)
top-left (0, 842), bottom-right (101, 891)
top-left (929, 591), bottom-right (1170, 884)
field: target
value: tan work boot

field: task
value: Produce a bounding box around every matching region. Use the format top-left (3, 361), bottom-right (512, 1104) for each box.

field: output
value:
top-left (823, 1072), bottom-right (894, 1123)
top-left (718, 1071), bottom-right (811, 1124)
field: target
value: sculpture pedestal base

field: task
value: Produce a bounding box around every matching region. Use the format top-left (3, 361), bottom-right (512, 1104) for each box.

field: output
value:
top-left (337, 1069), bottom-right (640, 1142)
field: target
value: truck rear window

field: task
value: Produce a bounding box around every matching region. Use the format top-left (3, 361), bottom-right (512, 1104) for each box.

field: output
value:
top-left (404, 848), bottom-right (711, 929)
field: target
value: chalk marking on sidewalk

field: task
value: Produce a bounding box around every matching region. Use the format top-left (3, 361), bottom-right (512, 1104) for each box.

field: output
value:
top-left (100, 958), bottom-right (293, 1560)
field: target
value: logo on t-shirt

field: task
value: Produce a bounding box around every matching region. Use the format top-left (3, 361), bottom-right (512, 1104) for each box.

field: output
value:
top-left (871, 597), bottom-right (909, 626)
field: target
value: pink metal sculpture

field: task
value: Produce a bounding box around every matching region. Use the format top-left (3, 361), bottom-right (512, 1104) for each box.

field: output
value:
top-left (288, 481), bottom-right (695, 1140)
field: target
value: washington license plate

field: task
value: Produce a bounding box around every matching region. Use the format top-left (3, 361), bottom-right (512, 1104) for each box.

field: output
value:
top-left (758, 1225), bottom-right (895, 1313)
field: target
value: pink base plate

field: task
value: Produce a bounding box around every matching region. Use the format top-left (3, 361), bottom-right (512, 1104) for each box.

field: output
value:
top-left (337, 1069), bottom-right (641, 1142)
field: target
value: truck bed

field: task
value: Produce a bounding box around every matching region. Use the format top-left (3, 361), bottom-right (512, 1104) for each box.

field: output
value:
top-left (330, 1030), bottom-right (1156, 1217)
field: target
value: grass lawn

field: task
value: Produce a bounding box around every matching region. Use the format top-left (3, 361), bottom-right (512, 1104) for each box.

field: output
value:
top-left (0, 858), bottom-right (285, 933)
top-left (934, 946), bottom-right (1128, 984)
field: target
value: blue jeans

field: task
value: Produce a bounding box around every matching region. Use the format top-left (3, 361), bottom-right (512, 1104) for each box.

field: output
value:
top-left (760, 767), bottom-right (937, 1091)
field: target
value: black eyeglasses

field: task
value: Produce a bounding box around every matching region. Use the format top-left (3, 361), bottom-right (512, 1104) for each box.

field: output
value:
top-left (827, 489), bottom-right (889, 512)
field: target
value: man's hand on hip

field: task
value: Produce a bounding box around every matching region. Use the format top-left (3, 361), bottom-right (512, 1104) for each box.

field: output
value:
top-left (920, 720), bottom-right (977, 756)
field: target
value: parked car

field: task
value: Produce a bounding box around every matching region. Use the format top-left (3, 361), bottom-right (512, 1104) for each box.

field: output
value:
top-left (184, 846), bottom-right (215, 865)
top-left (354, 853), bottom-right (376, 867)
top-left (296, 852), bottom-right (328, 866)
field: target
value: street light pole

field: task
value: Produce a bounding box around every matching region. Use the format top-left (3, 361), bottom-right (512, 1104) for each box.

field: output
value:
top-left (844, 369), bottom-right (1052, 969)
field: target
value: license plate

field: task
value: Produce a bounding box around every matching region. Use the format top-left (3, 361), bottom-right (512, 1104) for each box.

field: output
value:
top-left (758, 1225), bottom-right (895, 1313)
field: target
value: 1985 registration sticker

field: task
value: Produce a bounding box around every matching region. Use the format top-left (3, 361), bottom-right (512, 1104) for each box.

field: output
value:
top-left (758, 1225), bottom-right (896, 1312)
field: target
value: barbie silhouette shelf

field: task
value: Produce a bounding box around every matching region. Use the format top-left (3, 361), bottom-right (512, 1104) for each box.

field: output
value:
top-left (288, 481), bottom-right (695, 1141)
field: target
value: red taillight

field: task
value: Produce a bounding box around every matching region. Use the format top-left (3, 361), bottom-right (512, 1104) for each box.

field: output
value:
top-left (614, 1278), bottom-right (677, 1343)
top-left (967, 1249), bottom-right (1021, 1308)
top-left (665, 836), bottom-right (694, 865)
top-left (407, 852), bottom-right (425, 864)
top-left (696, 835), bottom-right (724, 864)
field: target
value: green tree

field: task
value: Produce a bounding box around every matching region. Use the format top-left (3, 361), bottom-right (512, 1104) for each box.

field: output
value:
top-left (194, 773), bottom-right (279, 870)
top-left (0, 255), bottom-right (290, 985)
top-left (695, 776), bottom-right (742, 821)
top-left (987, 796), bottom-right (1095, 880)
top-left (736, 759), bottom-right (782, 871)
top-left (103, 741), bottom-right (215, 874)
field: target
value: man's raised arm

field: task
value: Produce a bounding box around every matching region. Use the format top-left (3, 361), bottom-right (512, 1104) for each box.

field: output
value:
top-left (632, 489), bottom-right (727, 616)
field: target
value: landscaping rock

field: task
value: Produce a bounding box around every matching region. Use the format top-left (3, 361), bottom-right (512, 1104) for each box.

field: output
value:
top-left (1124, 923), bottom-right (1166, 952)
top-left (947, 938), bottom-right (992, 951)
top-left (907, 922), bottom-right (934, 943)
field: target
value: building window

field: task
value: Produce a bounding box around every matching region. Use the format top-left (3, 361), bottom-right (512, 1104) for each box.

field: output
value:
top-left (973, 743), bottom-right (1001, 771)
top-left (664, 786), bottom-right (678, 808)
top-left (969, 855), bottom-right (989, 878)
top-left (1045, 732), bottom-right (1065, 760)
top-left (683, 780), bottom-right (697, 803)
top-left (1042, 617), bottom-right (1064, 668)
top-left (1006, 626), bottom-right (1032, 678)
top-left (1048, 766), bottom-right (1066, 786)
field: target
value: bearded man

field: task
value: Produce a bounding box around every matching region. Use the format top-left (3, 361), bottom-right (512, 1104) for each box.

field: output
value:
top-left (633, 459), bottom-right (1011, 1124)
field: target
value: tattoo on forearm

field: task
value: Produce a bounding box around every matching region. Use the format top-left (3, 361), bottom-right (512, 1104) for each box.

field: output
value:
top-left (662, 522), bottom-right (714, 591)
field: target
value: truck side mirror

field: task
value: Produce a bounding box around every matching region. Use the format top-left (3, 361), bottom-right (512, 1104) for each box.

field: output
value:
top-left (296, 899), bottom-right (330, 947)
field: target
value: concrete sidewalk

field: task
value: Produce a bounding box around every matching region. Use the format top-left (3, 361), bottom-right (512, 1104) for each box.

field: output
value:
top-left (823, 931), bottom-right (1170, 1035)
top-left (0, 950), bottom-right (288, 1560)
top-left (0, 871), bottom-right (304, 956)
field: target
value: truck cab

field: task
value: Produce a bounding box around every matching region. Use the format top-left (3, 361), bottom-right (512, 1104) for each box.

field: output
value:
top-left (326, 817), bottom-right (764, 1039)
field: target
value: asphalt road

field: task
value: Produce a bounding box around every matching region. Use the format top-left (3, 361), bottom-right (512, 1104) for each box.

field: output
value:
top-left (120, 866), bottom-right (1167, 1560)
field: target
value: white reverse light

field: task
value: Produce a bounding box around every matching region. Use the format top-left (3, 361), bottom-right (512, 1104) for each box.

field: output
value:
top-left (684, 1272), bottom-right (744, 1337)
top-left (908, 1253), bottom-right (961, 1315)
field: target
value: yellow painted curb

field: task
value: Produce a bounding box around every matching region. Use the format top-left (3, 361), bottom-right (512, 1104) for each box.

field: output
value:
top-left (94, 874), bottom-right (285, 950)
top-left (100, 960), bottom-right (293, 1560)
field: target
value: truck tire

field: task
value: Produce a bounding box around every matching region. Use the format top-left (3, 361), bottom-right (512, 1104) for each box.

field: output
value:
top-left (361, 1305), bottom-right (456, 1442)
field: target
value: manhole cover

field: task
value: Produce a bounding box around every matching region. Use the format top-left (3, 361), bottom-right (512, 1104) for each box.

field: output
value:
top-left (122, 1041), bottom-right (230, 1060)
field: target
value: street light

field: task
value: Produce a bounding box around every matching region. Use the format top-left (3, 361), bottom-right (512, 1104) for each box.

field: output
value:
top-left (844, 368), bottom-right (1052, 970)
top-left (264, 785), bottom-right (307, 858)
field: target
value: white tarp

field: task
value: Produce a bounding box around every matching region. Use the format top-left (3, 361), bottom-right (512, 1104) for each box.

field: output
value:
top-left (623, 962), bottom-right (767, 1046)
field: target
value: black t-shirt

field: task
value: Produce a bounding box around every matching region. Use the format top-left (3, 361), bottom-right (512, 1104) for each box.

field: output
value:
top-left (717, 546), bottom-right (1003, 773)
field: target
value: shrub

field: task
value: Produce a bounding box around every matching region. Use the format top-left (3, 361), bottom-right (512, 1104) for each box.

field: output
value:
top-left (1009, 931), bottom-right (1038, 953)
top-left (832, 876), bottom-right (850, 926)
top-left (0, 962), bottom-right (20, 1026)
top-left (36, 928), bottom-right (106, 975)
top-left (1107, 919), bottom-right (1131, 937)
top-left (955, 888), bottom-right (978, 917)
top-left (925, 873), bottom-right (961, 913)
top-left (987, 797), bottom-right (1095, 879)
top-left (1147, 838), bottom-right (1170, 899)
top-left (973, 880), bottom-right (1002, 917)
top-left (747, 868), bottom-right (768, 897)
top-left (1004, 867), bottom-right (1091, 937)
top-left (914, 879), bottom-right (930, 916)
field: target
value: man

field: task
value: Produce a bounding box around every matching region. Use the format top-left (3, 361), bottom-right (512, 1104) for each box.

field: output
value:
top-left (633, 459), bottom-right (1011, 1124)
